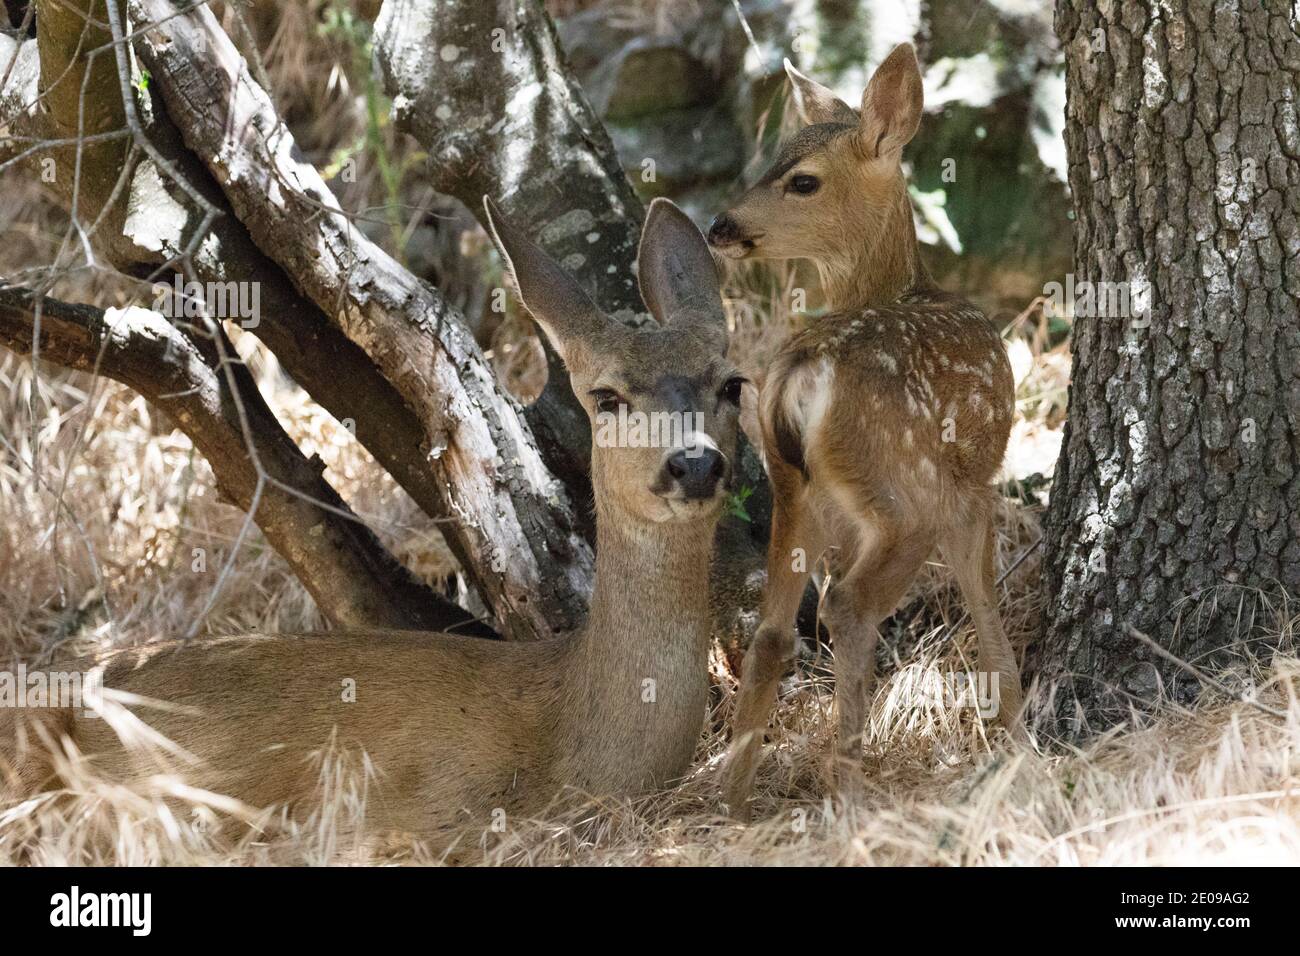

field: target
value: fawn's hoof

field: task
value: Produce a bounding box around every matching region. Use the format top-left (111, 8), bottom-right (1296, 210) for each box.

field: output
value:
top-left (722, 787), bottom-right (754, 822)
top-left (721, 760), bottom-right (758, 822)
top-left (1002, 717), bottom-right (1030, 746)
top-left (832, 754), bottom-right (867, 806)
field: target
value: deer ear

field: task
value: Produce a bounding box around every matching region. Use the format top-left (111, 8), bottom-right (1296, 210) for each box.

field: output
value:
top-left (784, 58), bottom-right (858, 126)
top-left (858, 43), bottom-right (924, 159)
top-left (636, 198), bottom-right (728, 349)
top-left (482, 196), bottom-right (609, 361)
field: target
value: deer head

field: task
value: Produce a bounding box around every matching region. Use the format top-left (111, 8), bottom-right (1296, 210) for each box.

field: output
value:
top-left (707, 44), bottom-right (924, 297)
top-left (485, 197), bottom-right (743, 525)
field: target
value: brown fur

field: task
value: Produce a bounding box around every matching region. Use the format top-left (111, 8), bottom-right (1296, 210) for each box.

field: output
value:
top-left (0, 199), bottom-right (741, 853)
top-left (711, 45), bottom-right (1027, 816)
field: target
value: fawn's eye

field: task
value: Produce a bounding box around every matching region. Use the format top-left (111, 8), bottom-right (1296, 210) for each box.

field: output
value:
top-left (789, 174), bottom-right (820, 195)
top-left (589, 389), bottom-right (625, 415)
top-left (720, 376), bottom-right (746, 405)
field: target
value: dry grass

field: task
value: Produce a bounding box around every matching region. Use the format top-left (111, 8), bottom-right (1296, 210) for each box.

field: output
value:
top-left (4, 591), bottom-right (1298, 865)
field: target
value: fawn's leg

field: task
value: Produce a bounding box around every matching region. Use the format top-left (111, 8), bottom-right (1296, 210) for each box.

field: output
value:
top-left (940, 497), bottom-right (1026, 739)
top-left (821, 523), bottom-right (934, 802)
top-left (722, 459), bottom-right (821, 817)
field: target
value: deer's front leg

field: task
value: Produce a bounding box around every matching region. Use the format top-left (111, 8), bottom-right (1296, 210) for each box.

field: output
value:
top-left (821, 583), bottom-right (877, 804)
top-left (722, 470), bottom-right (818, 818)
top-left (723, 621), bottom-right (796, 818)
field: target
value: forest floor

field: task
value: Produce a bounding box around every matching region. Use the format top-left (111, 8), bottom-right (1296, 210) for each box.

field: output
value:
top-left (2, 264), bottom-right (1298, 865)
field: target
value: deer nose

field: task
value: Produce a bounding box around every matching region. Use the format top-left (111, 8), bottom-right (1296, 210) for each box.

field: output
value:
top-left (707, 213), bottom-right (739, 245)
top-left (665, 447), bottom-right (727, 500)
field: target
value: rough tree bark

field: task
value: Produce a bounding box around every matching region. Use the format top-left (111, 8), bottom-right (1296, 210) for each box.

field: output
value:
top-left (0, 286), bottom-right (466, 631)
top-left (1037, 0), bottom-right (1300, 730)
top-left (127, 0), bottom-right (595, 641)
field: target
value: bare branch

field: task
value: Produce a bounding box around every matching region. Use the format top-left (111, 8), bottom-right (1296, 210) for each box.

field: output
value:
top-left (25, 0), bottom-right (474, 623)
top-left (0, 283), bottom-right (491, 635)
top-left (1123, 624), bottom-right (1286, 721)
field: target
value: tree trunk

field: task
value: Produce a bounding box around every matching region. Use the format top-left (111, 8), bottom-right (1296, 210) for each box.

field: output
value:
top-left (1037, 0), bottom-right (1300, 731)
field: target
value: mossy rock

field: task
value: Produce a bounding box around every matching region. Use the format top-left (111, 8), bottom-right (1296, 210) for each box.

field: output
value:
top-left (592, 38), bottom-right (716, 122)
top-left (609, 103), bottom-right (745, 196)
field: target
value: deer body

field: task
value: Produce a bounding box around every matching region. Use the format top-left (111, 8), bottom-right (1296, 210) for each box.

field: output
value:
top-left (55, 516), bottom-right (713, 838)
top-left (708, 46), bottom-right (1026, 814)
top-left (1, 199), bottom-right (741, 851)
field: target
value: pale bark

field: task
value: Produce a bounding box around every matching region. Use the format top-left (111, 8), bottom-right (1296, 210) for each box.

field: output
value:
top-left (24, 0), bottom-right (450, 541)
top-left (374, 0), bottom-right (648, 504)
top-left (11, 0), bottom-right (491, 634)
top-left (129, 0), bottom-right (595, 640)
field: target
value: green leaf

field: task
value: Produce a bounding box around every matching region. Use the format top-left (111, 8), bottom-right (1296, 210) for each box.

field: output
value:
top-left (726, 485), bottom-right (754, 523)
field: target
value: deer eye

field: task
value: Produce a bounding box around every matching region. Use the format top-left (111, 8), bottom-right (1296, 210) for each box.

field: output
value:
top-left (720, 376), bottom-right (747, 405)
top-left (589, 389), bottom-right (625, 415)
top-left (789, 174), bottom-right (820, 195)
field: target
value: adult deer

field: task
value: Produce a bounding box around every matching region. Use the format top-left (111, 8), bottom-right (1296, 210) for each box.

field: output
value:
top-left (707, 45), bottom-right (1026, 815)
top-left (1, 198), bottom-right (744, 852)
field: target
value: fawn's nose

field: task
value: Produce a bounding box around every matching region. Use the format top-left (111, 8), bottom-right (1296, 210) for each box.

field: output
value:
top-left (707, 213), bottom-right (739, 245)
top-left (665, 447), bottom-right (727, 500)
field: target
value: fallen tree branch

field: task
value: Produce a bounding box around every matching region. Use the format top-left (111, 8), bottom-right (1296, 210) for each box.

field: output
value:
top-left (24, 0), bottom-right (455, 572)
top-left (130, 0), bottom-right (595, 641)
top-left (0, 283), bottom-right (490, 635)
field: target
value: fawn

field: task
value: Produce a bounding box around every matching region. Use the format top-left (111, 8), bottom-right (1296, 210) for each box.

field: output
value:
top-left (0, 198), bottom-right (743, 850)
top-left (707, 44), bottom-right (1026, 814)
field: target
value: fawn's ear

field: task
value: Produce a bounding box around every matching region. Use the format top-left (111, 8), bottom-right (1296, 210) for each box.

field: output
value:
top-left (858, 43), bottom-right (924, 160)
top-left (636, 198), bottom-right (727, 350)
top-left (483, 196), bottom-right (609, 362)
top-left (784, 58), bottom-right (858, 126)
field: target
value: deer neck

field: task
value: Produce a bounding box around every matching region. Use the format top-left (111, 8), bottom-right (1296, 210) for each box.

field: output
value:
top-left (556, 499), bottom-right (717, 789)
top-left (574, 505), bottom-right (715, 684)
top-left (815, 176), bottom-right (930, 311)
